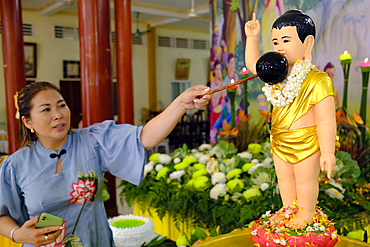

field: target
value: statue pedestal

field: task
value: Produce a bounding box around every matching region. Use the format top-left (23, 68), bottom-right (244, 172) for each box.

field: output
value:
top-left (192, 227), bottom-right (370, 247)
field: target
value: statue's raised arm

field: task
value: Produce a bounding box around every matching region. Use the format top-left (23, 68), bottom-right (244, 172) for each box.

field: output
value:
top-left (244, 13), bottom-right (261, 75)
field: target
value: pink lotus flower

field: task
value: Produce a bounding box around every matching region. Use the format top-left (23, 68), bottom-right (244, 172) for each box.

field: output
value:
top-left (286, 235), bottom-right (307, 247)
top-left (312, 232), bottom-right (331, 246)
top-left (68, 178), bottom-right (96, 205)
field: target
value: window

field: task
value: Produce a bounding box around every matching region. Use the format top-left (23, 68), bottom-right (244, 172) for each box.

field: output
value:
top-left (171, 80), bottom-right (191, 101)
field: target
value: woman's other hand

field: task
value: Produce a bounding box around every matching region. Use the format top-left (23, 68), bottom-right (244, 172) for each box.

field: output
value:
top-left (13, 215), bottom-right (64, 246)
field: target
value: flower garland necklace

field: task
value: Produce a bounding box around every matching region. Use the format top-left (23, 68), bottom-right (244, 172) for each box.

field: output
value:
top-left (262, 59), bottom-right (316, 108)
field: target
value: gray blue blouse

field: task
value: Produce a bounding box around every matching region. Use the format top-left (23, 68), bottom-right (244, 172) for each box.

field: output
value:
top-left (0, 120), bottom-right (146, 247)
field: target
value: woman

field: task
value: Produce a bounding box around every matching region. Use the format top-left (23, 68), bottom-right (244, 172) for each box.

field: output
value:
top-left (0, 81), bottom-right (210, 246)
top-left (210, 60), bottom-right (226, 143)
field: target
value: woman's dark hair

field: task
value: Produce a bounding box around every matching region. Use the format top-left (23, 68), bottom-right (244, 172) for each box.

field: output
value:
top-left (212, 59), bottom-right (221, 77)
top-left (272, 9), bottom-right (315, 43)
top-left (17, 81), bottom-right (73, 149)
top-left (324, 62), bottom-right (334, 72)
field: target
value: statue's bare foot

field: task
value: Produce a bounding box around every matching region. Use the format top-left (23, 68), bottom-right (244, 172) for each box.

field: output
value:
top-left (269, 208), bottom-right (285, 223)
top-left (286, 211), bottom-right (313, 229)
top-left (270, 200), bottom-right (298, 224)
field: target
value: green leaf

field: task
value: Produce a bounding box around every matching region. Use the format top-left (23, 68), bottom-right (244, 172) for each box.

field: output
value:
top-left (190, 226), bottom-right (208, 244)
top-left (209, 226), bottom-right (219, 237)
top-left (102, 182), bottom-right (110, 202)
top-left (141, 235), bottom-right (168, 246)
top-left (230, 0), bottom-right (240, 11)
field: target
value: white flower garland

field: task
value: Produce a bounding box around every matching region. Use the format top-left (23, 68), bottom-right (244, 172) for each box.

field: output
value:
top-left (262, 59), bottom-right (316, 108)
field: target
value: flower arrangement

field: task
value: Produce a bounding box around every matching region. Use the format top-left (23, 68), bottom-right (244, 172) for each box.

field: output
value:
top-left (119, 141), bottom-right (369, 241)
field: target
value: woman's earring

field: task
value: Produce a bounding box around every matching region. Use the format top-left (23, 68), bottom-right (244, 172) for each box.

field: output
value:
top-left (31, 129), bottom-right (34, 133)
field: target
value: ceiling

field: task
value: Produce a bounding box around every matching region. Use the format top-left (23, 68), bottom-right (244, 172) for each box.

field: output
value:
top-left (21, 0), bottom-right (211, 32)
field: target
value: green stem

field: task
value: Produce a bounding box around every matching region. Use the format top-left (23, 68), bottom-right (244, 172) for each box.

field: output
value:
top-left (243, 80), bottom-right (248, 115)
top-left (228, 90), bottom-right (236, 129)
top-left (360, 71), bottom-right (369, 125)
top-left (341, 61), bottom-right (351, 112)
top-left (72, 200), bottom-right (87, 235)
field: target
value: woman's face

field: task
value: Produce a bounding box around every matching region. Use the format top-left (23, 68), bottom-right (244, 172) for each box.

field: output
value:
top-left (214, 64), bottom-right (222, 80)
top-left (213, 33), bottom-right (219, 46)
top-left (228, 57), bottom-right (235, 74)
top-left (22, 89), bottom-right (71, 149)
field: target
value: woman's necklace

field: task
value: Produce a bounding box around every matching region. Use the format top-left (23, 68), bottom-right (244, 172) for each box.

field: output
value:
top-left (262, 59), bottom-right (316, 108)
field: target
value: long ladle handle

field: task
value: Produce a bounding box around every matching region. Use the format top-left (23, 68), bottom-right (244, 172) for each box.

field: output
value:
top-left (204, 74), bottom-right (258, 96)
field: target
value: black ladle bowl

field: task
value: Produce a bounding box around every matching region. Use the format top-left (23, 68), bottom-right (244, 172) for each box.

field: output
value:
top-left (256, 52), bottom-right (288, 85)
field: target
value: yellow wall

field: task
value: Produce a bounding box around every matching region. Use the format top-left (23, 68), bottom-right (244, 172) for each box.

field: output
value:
top-left (0, 10), bottom-right (210, 128)
top-left (156, 28), bottom-right (209, 112)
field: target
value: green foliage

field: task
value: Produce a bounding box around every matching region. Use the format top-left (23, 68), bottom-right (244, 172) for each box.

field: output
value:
top-left (182, 226), bottom-right (219, 246)
top-left (119, 141), bottom-right (369, 239)
top-left (141, 236), bottom-right (174, 247)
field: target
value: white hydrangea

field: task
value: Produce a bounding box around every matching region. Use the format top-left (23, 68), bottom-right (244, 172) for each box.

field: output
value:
top-left (211, 172), bottom-right (226, 185)
top-left (248, 163), bottom-right (264, 175)
top-left (173, 157), bottom-right (181, 164)
top-left (260, 183), bottom-right (270, 191)
top-left (206, 160), bottom-right (218, 174)
top-left (144, 163), bottom-right (154, 176)
top-left (199, 144), bottom-right (212, 151)
top-left (210, 184), bottom-right (227, 200)
top-left (251, 159), bottom-right (259, 164)
top-left (155, 164), bottom-right (163, 172)
top-left (262, 157), bottom-right (273, 168)
top-left (237, 152), bottom-right (253, 160)
top-left (328, 179), bottom-right (345, 193)
top-left (198, 154), bottom-right (209, 164)
top-left (157, 154), bottom-right (172, 164)
top-left (169, 170), bottom-right (185, 180)
top-left (325, 188), bottom-right (344, 200)
top-left (193, 152), bottom-right (202, 159)
top-left (147, 161), bottom-right (155, 166)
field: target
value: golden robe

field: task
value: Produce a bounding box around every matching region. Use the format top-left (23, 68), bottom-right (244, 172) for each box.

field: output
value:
top-left (270, 70), bottom-right (334, 164)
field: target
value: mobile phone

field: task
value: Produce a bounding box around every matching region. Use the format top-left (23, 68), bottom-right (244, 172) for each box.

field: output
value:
top-left (35, 213), bottom-right (64, 229)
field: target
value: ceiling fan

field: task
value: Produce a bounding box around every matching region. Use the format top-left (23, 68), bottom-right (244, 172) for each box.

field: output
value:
top-left (188, 0), bottom-right (208, 22)
top-left (132, 12), bottom-right (151, 38)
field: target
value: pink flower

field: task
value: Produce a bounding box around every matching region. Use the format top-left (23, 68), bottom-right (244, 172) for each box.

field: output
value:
top-left (68, 178), bottom-right (96, 205)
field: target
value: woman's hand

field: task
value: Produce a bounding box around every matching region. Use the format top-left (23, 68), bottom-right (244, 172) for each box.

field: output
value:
top-left (178, 84), bottom-right (211, 110)
top-left (245, 13), bottom-right (260, 37)
top-left (13, 216), bottom-right (64, 246)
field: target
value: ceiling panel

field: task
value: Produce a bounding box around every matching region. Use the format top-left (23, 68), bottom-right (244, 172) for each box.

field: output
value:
top-left (20, 0), bottom-right (210, 32)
